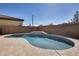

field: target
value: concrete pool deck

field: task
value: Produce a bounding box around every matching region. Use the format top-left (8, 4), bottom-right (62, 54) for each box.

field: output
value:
top-left (0, 34), bottom-right (79, 56)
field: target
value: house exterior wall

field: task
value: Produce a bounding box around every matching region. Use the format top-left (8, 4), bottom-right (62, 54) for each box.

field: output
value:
top-left (0, 19), bottom-right (23, 26)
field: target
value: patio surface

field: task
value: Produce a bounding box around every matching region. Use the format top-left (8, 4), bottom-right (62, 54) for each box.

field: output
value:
top-left (0, 35), bottom-right (79, 56)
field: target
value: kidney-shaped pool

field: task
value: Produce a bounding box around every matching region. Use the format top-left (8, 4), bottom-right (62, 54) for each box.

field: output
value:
top-left (5, 31), bottom-right (75, 50)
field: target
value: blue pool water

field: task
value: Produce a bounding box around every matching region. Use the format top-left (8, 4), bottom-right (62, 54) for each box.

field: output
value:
top-left (6, 33), bottom-right (74, 50)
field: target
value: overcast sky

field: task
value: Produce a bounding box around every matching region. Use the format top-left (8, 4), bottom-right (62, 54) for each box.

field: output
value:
top-left (0, 3), bottom-right (79, 26)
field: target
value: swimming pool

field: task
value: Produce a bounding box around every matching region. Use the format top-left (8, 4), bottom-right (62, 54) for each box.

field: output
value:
top-left (6, 31), bottom-right (74, 50)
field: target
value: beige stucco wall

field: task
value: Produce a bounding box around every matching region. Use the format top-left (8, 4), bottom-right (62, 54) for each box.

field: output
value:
top-left (0, 19), bottom-right (23, 26)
